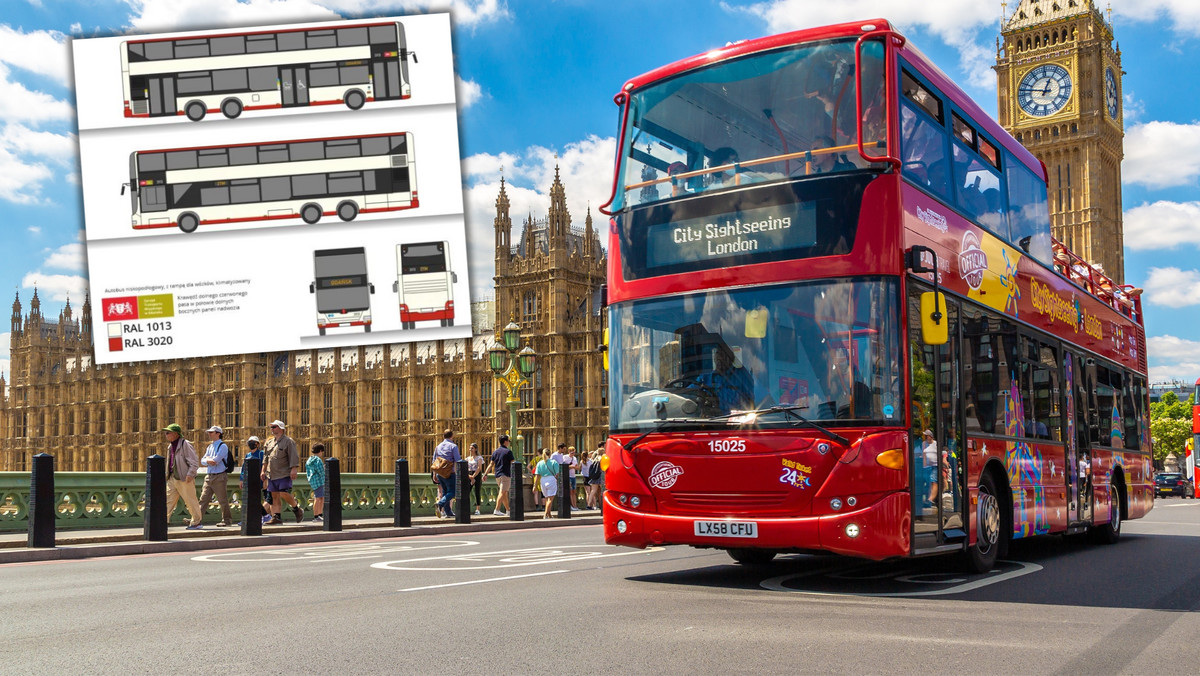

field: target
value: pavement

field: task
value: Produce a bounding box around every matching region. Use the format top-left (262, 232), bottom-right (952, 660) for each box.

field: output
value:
top-left (0, 507), bottom-right (604, 564)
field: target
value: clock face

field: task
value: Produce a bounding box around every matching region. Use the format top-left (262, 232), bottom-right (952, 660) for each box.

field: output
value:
top-left (1018, 64), bottom-right (1073, 117)
top-left (1105, 67), bottom-right (1119, 120)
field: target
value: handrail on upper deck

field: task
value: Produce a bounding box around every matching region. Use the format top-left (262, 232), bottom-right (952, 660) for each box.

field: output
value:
top-left (1050, 238), bottom-right (1143, 323)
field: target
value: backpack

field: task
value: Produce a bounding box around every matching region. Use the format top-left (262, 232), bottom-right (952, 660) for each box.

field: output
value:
top-left (223, 442), bottom-right (237, 473)
top-left (588, 459), bottom-right (601, 482)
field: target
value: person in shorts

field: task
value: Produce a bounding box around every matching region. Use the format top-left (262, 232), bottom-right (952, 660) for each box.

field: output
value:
top-left (260, 420), bottom-right (302, 524)
top-left (535, 448), bottom-right (559, 519)
top-left (306, 443), bottom-right (326, 522)
top-left (486, 434), bottom-right (515, 516)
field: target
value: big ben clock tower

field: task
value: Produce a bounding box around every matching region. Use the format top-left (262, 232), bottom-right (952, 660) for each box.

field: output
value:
top-left (995, 0), bottom-right (1126, 283)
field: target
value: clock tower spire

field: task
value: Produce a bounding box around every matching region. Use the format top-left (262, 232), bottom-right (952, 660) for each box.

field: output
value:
top-left (995, 0), bottom-right (1125, 283)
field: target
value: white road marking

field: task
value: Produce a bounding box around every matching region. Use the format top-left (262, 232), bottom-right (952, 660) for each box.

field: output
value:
top-left (371, 545), bottom-right (664, 571)
top-left (191, 540), bottom-right (478, 562)
top-left (760, 561), bottom-right (1042, 596)
top-left (398, 569), bottom-right (568, 592)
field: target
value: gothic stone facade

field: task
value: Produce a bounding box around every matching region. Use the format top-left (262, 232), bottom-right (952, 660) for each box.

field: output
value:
top-left (0, 169), bottom-right (606, 473)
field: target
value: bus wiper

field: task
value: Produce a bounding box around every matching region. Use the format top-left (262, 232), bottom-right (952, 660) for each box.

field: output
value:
top-left (622, 416), bottom-right (732, 451)
top-left (728, 404), bottom-right (851, 446)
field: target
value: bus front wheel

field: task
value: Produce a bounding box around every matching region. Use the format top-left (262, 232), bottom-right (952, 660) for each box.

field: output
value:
top-left (177, 212), bottom-right (200, 233)
top-left (345, 89), bottom-right (366, 110)
top-left (727, 549), bottom-right (776, 565)
top-left (301, 203), bottom-right (323, 224)
top-left (337, 201), bottom-right (359, 221)
top-left (1091, 481), bottom-right (1122, 544)
top-left (318, 327), bottom-right (326, 336)
top-left (185, 101), bottom-right (206, 121)
top-left (965, 471), bottom-right (1003, 573)
top-left (221, 98), bottom-right (243, 119)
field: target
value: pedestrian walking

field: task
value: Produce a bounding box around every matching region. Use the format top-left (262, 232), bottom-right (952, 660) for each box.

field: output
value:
top-left (161, 423), bottom-right (203, 529)
top-left (586, 449), bottom-right (603, 509)
top-left (432, 429), bottom-right (461, 518)
top-left (567, 445), bottom-right (580, 511)
top-left (485, 434), bottom-right (515, 516)
top-left (535, 448), bottom-right (559, 519)
top-left (197, 425), bottom-right (234, 526)
top-left (237, 435), bottom-right (272, 526)
top-left (261, 420), bottom-right (303, 524)
top-left (307, 443), bottom-right (326, 522)
top-left (466, 443), bottom-right (484, 515)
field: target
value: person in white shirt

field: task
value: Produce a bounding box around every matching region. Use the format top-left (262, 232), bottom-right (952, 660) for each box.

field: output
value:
top-left (198, 425), bottom-right (233, 526)
top-left (466, 443), bottom-right (484, 515)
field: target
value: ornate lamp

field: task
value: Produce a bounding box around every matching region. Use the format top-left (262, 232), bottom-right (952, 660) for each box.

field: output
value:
top-left (517, 345), bottom-right (537, 377)
top-left (488, 342), bottom-right (508, 375)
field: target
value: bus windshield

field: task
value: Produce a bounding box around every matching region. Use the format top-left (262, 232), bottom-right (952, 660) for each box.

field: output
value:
top-left (613, 37), bottom-right (885, 211)
top-left (608, 277), bottom-right (901, 431)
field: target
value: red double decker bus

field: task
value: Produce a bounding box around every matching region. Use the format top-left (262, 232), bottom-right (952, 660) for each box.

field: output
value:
top-left (598, 19), bottom-right (1152, 572)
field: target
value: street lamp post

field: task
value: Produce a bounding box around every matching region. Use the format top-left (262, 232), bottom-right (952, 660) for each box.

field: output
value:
top-left (489, 320), bottom-right (539, 463)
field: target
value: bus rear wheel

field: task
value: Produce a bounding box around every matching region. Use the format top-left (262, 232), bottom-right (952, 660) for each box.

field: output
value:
top-left (221, 98), bottom-right (243, 119)
top-left (177, 212), bottom-right (200, 233)
top-left (318, 327), bottom-right (326, 336)
top-left (964, 472), bottom-right (1003, 573)
top-left (185, 101), bottom-right (207, 121)
top-left (337, 201), bottom-right (359, 221)
top-left (345, 89), bottom-right (366, 110)
top-left (300, 203), bottom-right (323, 224)
top-left (402, 321), bottom-right (415, 330)
top-left (440, 318), bottom-right (452, 327)
top-left (727, 549), bottom-right (776, 565)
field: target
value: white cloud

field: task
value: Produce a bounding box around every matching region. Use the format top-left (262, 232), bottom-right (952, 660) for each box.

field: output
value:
top-left (27, 226), bottom-right (41, 235)
top-left (456, 75), bottom-right (482, 107)
top-left (43, 242), bottom-right (87, 272)
top-left (732, 0), bottom-right (999, 88)
top-left (462, 135), bottom-right (615, 298)
top-left (0, 144), bottom-right (54, 204)
top-left (1147, 335), bottom-right (1200, 385)
top-left (125, 0), bottom-right (509, 32)
top-left (1, 124), bottom-right (76, 165)
top-left (1123, 121), bottom-right (1200, 189)
top-left (1142, 267), bottom-right (1200, 308)
top-left (1149, 362), bottom-right (1200, 385)
top-left (0, 63), bottom-right (75, 125)
top-left (1125, 201), bottom-right (1200, 251)
top-left (1122, 92), bottom-right (1146, 123)
top-left (0, 25), bottom-right (71, 84)
top-left (0, 123), bottom-right (76, 204)
top-left (1113, 0), bottom-right (1200, 37)
top-left (19, 273), bottom-right (88, 302)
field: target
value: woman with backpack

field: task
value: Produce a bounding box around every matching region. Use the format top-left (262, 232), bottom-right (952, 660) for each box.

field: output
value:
top-left (535, 448), bottom-right (559, 519)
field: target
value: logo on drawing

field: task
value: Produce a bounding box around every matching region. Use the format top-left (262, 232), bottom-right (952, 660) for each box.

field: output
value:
top-left (102, 296), bottom-right (139, 322)
top-left (916, 206), bottom-right (948, 233)
top-left (649, 461), bottom-right (684, 489)
top-left (959, 231), bottom-right (988, 290)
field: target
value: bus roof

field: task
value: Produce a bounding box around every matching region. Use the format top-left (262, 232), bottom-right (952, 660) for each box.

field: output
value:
top-left (123, 21), bottom-right (399, 45)
top-left (134, 131), bottom-right (409, 155)
top-left (616, 18), bottom-right (1044, 180)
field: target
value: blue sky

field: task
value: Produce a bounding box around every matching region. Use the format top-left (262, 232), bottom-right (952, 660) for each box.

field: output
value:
top-left (2, 0), bottom-right (1200, 386)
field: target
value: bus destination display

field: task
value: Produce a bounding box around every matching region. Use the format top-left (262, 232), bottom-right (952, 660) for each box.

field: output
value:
top-left (645, 203), bottom-right (816, 270)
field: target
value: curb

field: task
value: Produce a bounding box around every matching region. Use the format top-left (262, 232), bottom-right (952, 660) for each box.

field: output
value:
top-left (0, 516), bottom-right (603, 564)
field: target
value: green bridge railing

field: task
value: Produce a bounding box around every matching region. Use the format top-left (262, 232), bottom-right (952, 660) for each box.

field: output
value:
top-left (0, 470), bottom-right (588, 532)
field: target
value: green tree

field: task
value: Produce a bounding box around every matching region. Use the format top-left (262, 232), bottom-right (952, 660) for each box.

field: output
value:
top-left (1150, 391), bottom-right (1195, 463)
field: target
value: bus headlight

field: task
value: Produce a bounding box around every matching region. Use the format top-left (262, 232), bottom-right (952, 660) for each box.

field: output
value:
top-left (846, 523), bottom-right (861, 538)
top-left (617, 520), bottom-right (628, 534)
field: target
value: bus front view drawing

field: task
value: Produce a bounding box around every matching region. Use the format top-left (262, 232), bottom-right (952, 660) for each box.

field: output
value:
top-left (394, 242), bottom-right (456, 328)
top-left (121, 22), bottom-right (414, 121)
top-left (124, 132), bottom-right (417, 233)
top-left (310, 247), bottom-right (374, 335)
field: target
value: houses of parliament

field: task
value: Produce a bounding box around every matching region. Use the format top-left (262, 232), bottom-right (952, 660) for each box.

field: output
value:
top-left (0, 169), bottom-right (607, 473)
top-left (1, 0), bottom-right (1127, 472)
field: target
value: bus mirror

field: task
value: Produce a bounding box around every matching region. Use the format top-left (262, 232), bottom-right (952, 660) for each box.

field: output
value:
top-left (602, 328), bottom-right (610, 371)
top-left (309, 282), bottom-right (315, 294)
top-left (451, 272), bottom-right (458, 283)
top-left (920, 291), bottom-right (947, 345)
top-left (745, 307), bottom-right (767, 338)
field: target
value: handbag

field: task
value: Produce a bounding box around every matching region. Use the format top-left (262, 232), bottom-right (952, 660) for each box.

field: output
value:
top-left (431, 456), bottom-right (454, 479)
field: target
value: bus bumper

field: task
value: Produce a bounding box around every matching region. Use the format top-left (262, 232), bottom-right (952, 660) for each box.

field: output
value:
top-left (602, 490), bottom-right (910, 560)
top-left (400, 308), bottom-right (453, 322)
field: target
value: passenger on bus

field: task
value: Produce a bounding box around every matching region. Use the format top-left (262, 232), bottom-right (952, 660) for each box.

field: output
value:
top-left (811, 135), bottom-right (856, 175)
top-left (695, 347), bottom-right (754, 412)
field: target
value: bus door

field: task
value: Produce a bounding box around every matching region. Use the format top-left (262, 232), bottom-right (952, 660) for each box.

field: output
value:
top-left (1067, 351), bottom-right (1094, 525)
top-left (372, 60), bottom-right (402, 100)
top-left (147, 76), bottom-right (176, 116)
top-left (281, 67), bottom-right (310, 107)
top-left (908, 286), bottom-right (965, 553)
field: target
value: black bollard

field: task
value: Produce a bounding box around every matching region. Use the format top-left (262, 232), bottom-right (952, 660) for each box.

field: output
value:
top-left (144, 454), bottom-right (167, 541)
top-left (510, 461), bottom-right (524, 521)
top-left (558, 462), bottom-right (571, 519)
top-left (456, 460), bottom-right (470, 524)
top-left (241, 457), bottom-right (263, 536)
top-left (323, 457), bottom-right (342, 531)
top-left (27, 453), bottom-right (55, 548)
top-left (394, 458), bottom-right (411, 527)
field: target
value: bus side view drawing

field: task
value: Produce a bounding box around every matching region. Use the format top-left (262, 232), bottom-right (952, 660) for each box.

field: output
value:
top-left (393, 241), bottom-right (456, 329)
top-left (120, 22), bottom-right (415, 121)
top-left (310, 247), bottom-right (374, 336)
top-left (123, 132), bottom-right (417, 233)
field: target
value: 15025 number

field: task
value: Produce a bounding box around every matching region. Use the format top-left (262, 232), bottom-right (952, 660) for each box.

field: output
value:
top-left (708, 439), bottom-right (745, 453)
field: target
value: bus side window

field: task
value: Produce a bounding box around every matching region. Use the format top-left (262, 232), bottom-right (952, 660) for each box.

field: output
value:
top-left (248, 67), bottom-right (277, 92)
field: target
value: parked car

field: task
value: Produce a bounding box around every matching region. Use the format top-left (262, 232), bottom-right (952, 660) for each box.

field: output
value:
top-left (1154, 473), bottom-right (1195, 499)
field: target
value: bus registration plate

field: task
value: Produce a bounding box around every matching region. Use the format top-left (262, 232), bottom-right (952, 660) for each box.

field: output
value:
top-left (693, 520), bottom-right (757, 538)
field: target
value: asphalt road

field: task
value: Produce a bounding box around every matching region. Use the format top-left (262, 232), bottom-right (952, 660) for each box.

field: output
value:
top-left (3, 499), bottom-right (1200, 674)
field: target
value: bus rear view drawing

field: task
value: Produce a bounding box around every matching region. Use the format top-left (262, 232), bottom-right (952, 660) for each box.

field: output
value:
top-left (310, 247), bottom-right (375, 335)
top-left (393, 241), bottom-right (456, 328)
